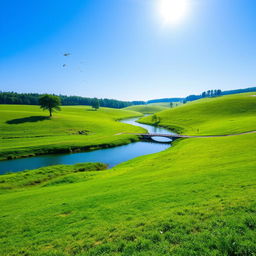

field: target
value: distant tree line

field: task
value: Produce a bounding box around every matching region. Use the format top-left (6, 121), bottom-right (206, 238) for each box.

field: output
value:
top-left (1, 86), bottom-right (255, 107)
top-left (183, 87), bottom-right (256, 103)
top-left (201, 89), bottom-right (222, 98)
top-left (0, 92), bottom-right (145, 109)
top-left (183, 90), bottom-right (222, 103)
top-left (148, 87), bottom-right (256, 104)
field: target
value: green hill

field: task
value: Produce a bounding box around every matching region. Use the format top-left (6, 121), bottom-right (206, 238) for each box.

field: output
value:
top-left (0, 93), bottom-right (256, 255)
top-left (0, 105), bottom-right (145, 160)
top-left (140, 92), bottom-right (256, 135)
top-left (124, 103), bottom-right (175, 114)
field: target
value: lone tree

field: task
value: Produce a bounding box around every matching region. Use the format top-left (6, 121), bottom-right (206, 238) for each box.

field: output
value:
top-left (39, 94), bottom-right (61, 117)
top-left (152, 114), bottom-right (159, 124)
top-left (91, 98), bottom-right (100, 110)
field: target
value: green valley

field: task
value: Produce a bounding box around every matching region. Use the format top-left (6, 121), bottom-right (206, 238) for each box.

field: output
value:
top-left (2, 1), bottom-right (256, 255)
top-left (0, 92), bottom-right (255, 255)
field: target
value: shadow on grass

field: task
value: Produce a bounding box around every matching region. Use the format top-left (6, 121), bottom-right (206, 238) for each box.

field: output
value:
top-left (6, 116), bottom-right (50, 124)
top-left (86, 108), bottom-right (98, 111)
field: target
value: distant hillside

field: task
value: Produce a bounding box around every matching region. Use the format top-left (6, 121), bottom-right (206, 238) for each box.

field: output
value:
top-left (148, 86), bottom-right (256, 104)
top-left (140, 92), bottom-right (256, 135)
top-left (124, 103), bottom-right (169, 114)
top-left (222, 87), bottom-right (256, 95)
top-left (147, 97), bottom-right (183, 104)
top-left (124, 102), bottom-right (182, 114)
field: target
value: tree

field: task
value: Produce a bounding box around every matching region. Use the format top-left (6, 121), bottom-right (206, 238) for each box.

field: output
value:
top-left (151, 114), bottom-right (158, 124)
top-left (216, 89), bottom-right (222, 96)
top-left (91, 98), bottom-right (100, 110)
top-left (170, 102), bottom-right (173, 108)
top-left (39, 94), bottom-right (61, 117)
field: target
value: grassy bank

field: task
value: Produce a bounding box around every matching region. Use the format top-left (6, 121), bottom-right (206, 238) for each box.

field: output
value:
top-left (0, 163), bottom-right (107, 191)
top-left (0, 105), bottom-right (145, 160)
top-left (0, 93), bottom-right (256, 255)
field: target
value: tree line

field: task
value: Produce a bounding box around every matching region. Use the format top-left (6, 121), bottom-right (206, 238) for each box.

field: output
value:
top-left (0, 92), bottom-right (145, 109)
top-left (201, 89), bottom-right (222, 98)
top-left (183, 89), bottom-right (222, 103)
top-left (148, 87), bottom-right (256, 104)
top-left (1, 86), bottom-right (255, 108)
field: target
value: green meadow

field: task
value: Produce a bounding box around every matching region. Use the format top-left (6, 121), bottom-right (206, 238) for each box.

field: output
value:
top-left (0, 105), bottom-right (145, 160)
top-left (139, 92), bottom-right (256, 135)
top-left (0, 93), bottom-right (256, 255)
top-left (124, 103), bottom-right (173, 114)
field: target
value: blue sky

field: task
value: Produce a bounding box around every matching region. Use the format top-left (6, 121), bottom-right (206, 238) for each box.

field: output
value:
top-left (0, 0), bottom-right (255, 100)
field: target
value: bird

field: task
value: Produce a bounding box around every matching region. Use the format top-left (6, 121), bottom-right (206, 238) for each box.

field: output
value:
top-left (63, 53), bottom-right (71, 57)
top-left (62, 64), bottom-right (67, 67)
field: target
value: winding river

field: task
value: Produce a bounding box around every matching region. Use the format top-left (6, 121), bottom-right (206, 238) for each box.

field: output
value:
top-left (0, 117), bottom-right (176, 175)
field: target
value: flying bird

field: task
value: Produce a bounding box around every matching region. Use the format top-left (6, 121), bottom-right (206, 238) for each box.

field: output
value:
top-left (63, 53), bottom-right (71, 56)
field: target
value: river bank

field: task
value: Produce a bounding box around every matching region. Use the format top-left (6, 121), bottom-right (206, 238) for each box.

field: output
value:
top-left (0, 116), bottom-right (175, 174)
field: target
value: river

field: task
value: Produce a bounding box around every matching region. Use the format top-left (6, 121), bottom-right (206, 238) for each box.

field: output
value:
top-left (0, 116), bottom-right (176, 174)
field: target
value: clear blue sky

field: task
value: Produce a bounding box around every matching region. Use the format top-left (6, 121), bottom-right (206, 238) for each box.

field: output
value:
top-left (0, 0), bottom-right (255, 100)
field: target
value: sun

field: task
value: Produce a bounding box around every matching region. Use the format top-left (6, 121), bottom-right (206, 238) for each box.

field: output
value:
top-left (158, 0), bottom-right (190, 26)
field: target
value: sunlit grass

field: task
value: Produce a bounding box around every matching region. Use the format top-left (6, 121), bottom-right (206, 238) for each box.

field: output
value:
top-left (0, 92), bottom-right (255, 255)
top-left (124, 102), bottom-right (179, 114)
top-left (0, 105), bottom-right (145, 160)
top-left (139, 92), bottom-right (256, 135)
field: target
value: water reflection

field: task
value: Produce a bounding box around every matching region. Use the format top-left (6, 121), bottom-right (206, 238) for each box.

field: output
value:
top-left (120, 117), bottom-right (176, 135)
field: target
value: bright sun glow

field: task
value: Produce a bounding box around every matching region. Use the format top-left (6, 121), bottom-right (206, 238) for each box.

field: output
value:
top-left (159, 0), bottom-right (189, 26)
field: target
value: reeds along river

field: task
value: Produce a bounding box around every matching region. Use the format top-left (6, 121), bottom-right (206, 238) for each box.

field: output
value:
top-left (0, 117), bottom-right (176, 174)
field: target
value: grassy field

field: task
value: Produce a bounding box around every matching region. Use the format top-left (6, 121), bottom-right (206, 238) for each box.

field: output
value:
top-left (0, 162), bottom-right (107, 190)
top-left (123, 102), bottom-right (180, 114)
top-left (139, 92), bottom-right (256, 135)
top-left (0, 93), bottom-right (256, 255)
top-left (0, 105), bottom-right (145, 160)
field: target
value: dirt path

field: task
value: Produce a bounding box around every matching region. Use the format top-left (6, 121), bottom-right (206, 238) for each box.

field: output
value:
top-left (173, 130), bottom-right (256, 138)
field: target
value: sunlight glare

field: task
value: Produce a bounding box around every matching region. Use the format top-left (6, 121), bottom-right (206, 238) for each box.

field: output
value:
top-left (159, 0), bottom-right (189, 26)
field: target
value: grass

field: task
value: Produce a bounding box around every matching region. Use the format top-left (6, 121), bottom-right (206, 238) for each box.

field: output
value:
top-left (139, 92), bottom-right (256, 135)
top-left (0, 105), bottom-right (145, 160)
top-left (0, 162), bottom-right (107, 191)
top-left (123, 102), bottom-right (181, 114)
top-left (0, 92), bottom-right (256, 255)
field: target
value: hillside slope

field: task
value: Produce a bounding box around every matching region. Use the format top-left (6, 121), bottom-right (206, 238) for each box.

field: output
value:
top-left (0, 105), bottom-right (144, 160)
top-left (0, 93), bottom-right (255, 255)
top-left (139, 92), bottom-right (256, 135)
top-left (124, 103), bottom-right (170, 114)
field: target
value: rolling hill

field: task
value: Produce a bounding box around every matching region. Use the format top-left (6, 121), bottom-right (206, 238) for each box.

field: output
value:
top-left (124, 102), bottom-right (181, 114)
top-left (0, 105), bottom-right (145, 160)
top-left (0, 92), bottom-right (255, 255)
top-left (139, 92), bottom-right (256, 135)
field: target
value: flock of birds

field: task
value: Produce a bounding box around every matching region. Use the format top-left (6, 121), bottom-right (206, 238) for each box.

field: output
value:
top-left (62, 52), bottom-right (71, 68)
top-left (62, 53), bottom-right (85, 73)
